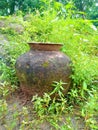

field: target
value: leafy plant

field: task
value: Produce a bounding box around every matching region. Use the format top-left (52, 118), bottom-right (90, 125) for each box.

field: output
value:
top-left (32, 80), bottom-right (69, 117)
top-left (0, 99), bottom-right (8, 125)
top-left (81, 88), bottom-right (98, 129)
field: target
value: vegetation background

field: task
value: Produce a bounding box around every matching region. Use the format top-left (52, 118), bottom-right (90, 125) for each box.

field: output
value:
top-left (0, 0), bottom-right (98, 130)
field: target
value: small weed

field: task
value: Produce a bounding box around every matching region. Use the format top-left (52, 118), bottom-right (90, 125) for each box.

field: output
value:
top-left (32, 81), bottom-right (67, 117)
top-left (0, 99), bottom-right (8, 124)
top-left (81, 88), bottom-right (98, 130)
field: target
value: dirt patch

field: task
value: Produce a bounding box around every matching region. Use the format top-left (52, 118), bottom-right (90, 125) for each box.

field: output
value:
top-left (0, 89), bottom-right (85, 130)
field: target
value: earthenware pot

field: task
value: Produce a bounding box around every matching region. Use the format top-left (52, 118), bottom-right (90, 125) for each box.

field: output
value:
top-left (15, 42), bottom-right (72, 97)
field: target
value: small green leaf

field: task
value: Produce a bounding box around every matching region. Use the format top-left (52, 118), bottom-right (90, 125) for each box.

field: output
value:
top-left (83, 81), bottom-right (87, 90)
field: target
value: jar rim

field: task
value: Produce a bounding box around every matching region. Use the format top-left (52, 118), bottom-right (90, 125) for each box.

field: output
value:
top-left (28, 42), bottom-right (63, 51)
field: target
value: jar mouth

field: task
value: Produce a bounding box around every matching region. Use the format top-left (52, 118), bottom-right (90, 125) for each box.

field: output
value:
top-left (28, 42), bottom-right (63, 51)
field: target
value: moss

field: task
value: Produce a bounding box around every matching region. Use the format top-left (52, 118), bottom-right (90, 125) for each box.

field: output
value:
top-left (42, 62), bottom-right (49, 68)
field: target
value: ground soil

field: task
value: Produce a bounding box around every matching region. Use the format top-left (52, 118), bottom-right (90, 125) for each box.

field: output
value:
top-left (0, 89), bottom-right (85, 130)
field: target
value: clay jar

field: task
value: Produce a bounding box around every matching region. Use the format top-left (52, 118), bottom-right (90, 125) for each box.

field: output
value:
top-left (15, 43), bottom-right (72, 97)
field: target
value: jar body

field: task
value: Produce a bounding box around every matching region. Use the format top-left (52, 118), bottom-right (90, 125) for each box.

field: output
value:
top-left (15, 43), bottom-right (72, 96)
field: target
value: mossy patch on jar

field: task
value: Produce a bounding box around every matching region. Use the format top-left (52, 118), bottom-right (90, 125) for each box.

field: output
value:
top-left (42, 61), bottom-right (49, 68)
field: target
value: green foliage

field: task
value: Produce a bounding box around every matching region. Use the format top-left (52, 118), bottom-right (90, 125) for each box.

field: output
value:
top-left (0, 82), bottom-right (16, 98)
top-left (61, 0), bottom-right (98, 20)
top-left (0, 99), bottom-right (8, 125)
top-left (0, 16), bottom-right (29, 85)
top-left (0, 0), bottom-right (98, 23)
top-left (0, 12), bottom-right (98, 96)
top-left (32, 80), bottom-right (73, 129)
top-left (0, 41), bottom-right (29, 85)
top-left (0, 81), bottom-right (73, 130)
top-left (81, 88), bottom-right (98, 129)
top-left (0, 8), bottom-right (98, 129)
top-left (0, 0), bottom-right (41, 15)
top-left (32, 81), bottom-right (68, 117)
top-left (25, 12), bottom-right (98, 87)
